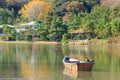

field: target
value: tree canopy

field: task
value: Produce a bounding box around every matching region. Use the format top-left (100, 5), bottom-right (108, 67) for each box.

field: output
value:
top-left (0, 0), bottom-right (120, 41)
top-left (20, 0), bottom-right (51, 21)
top-left (0, 8), bottom-right (15, 25)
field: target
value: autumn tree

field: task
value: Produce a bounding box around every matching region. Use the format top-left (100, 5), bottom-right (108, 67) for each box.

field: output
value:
top-left (6, 0), bottom-right (30, 18)
top-left (20, 0), bottom-right (51, 21)
top-left (67, 1), bottom-right (87, 14)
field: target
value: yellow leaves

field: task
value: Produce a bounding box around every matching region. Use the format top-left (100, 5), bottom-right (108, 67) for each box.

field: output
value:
top-left (20, 0), bottom-right (51, 20)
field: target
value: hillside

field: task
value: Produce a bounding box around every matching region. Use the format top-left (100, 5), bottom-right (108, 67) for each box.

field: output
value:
top-left (101, 0), bottom-right (120, 8)
top-left (0, 0), bottom-right (120, 42)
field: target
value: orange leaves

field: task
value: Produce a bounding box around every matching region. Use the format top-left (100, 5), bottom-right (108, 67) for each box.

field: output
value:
top-left (20, 0), bottom-right (51, 21)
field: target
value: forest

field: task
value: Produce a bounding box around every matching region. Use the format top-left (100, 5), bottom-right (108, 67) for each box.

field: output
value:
top-left (0, 0), bottom-right (120, 42)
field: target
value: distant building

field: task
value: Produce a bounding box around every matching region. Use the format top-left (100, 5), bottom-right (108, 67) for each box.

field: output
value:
top-left (16, 21), bottom-right (37, 32)
top-left (17, 21), bottom-right (41, 41)
top-left (0, 24), bottom-right (15, 28)
top-left (18, 21), bottom-right (36, 29)
top-left (16, 28), bottom-right (25, 33)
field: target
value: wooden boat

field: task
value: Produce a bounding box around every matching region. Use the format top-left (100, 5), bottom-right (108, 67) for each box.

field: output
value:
top-left (63, 56), bottom-right (94, 71)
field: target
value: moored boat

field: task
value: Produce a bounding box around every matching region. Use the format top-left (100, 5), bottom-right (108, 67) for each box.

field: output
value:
top-left (63, 56), bottom-right (94, 71)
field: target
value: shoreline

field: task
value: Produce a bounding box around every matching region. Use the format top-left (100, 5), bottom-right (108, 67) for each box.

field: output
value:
top-left (0, 39), bottom-right (119, 45)
top-left (0, 41), bottom-right (60, 44)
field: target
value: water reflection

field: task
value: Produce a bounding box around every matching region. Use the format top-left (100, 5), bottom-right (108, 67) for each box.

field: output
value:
top-left (63, 68), bottom-right (93, 80)
top-left (21, 62), bottom-right (51, 79)
top-left (63, 68), bottom-right (78, 79)
top-left (68, 45), bottom-right (94, 62)
top-left (0, 44), bottom-right (67, 80)
top-left (0, 44), bottom-right (120, 79)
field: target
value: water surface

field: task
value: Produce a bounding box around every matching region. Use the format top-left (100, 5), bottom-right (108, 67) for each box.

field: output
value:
top-left (0, 43), bottom-right (120, 80)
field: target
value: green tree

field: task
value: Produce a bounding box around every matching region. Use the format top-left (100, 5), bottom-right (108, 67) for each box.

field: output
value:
top-left (37, 14), bottom-right (53, 41)
top-left (16, 33), bottom-right (21, 40)
top-left (37, 24), bottom-right (49, 41)
top-left (110, 18), bottom-right (120, 36)
top-left (25, 35), bottom-right (32, 41)
top-left (16, 30), bottom-right (25, 40)
top-left (48, 16), bottom-right (68, 41)
top-left (62, 33), bottom-right (70, 43)
top-left (68, 12), bottom-right (88, 30)
top-left (89, 5), bottom-right (110, 38)
top-left (108, 5), bottom-right (120, 36)
top-left (2, 25), bottom-right (16, 40)
top-left (0, 8), bottom-right (15, 25)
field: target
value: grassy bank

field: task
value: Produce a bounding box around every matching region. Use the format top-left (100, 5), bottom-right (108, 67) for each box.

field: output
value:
top-left (0, 41), bottom-right (60, 44)
top-left (68, 40), bottom-right (89, 45)
top-left (68, 39), bottom-right (120, 45)
top-left (0, 38), bottom-right (120, 45)
top-left (0, 41), bottom-right (30, 44)
top-left (68, 36), bottom-right (120, 45)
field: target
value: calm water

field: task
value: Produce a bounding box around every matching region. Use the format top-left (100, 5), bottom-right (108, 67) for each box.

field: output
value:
top-left (0, 43), bottom-right (120, 80)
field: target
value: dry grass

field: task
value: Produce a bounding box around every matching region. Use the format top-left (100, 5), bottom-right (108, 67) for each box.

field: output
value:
top-left (68, 40), bottom-right (89, 45)
top-left (107, 36), bottom-right (120, 44)
top-left (33, 41), bottom-right (60, 44)
top-left (0, 36), bottom-right (120, 45)
top-left (0, 41), bottom-right (60, 44)
top-left (0, 41), bottom-right (30, 44)
top-left (89, 39), bottom-right (108, 45)
top-left (68, 39), bottom-right (108, 45)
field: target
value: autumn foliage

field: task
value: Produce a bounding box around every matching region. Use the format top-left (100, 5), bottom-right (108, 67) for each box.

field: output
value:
top-left (67, 1), bottom-right (87, 14)
top-left (20, 0), bottom-right (51, 21)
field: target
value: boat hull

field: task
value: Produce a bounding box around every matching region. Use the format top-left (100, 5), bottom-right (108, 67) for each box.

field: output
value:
top-left (63, 56), bottom-right (94, 71)
top-left (63, 62), bottom-right (93, 71)
top-left (77, 63), bottom-right (93, 71)
top-left (63, 63), bottom-right (78, 71)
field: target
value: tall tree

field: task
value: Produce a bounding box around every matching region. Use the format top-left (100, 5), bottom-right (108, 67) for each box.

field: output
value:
top-left (6, 0), bottom-right (30, 16)
top-left (37, 14), bottom-right (52, 41)
top-left (20, 0), bottom-right (51, 21)
top-left (110, 18), bottom-right (120, 36)
top-left (87, 5), bottom-right (110, 38)
top-left (0, 8), bottom-right (15, 25)
top-left (48, 16), bottom-right (68, 41)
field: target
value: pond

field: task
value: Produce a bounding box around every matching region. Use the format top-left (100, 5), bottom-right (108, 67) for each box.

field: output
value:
top-left (0, 43), bottom-right (120, 80)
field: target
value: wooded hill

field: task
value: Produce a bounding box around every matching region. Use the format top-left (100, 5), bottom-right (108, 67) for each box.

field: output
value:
top-left (0, 0), bottom-right (120, 42)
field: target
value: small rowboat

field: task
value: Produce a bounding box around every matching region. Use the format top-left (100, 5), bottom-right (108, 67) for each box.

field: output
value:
top-left (63, 56), bottom-right (94, 71)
